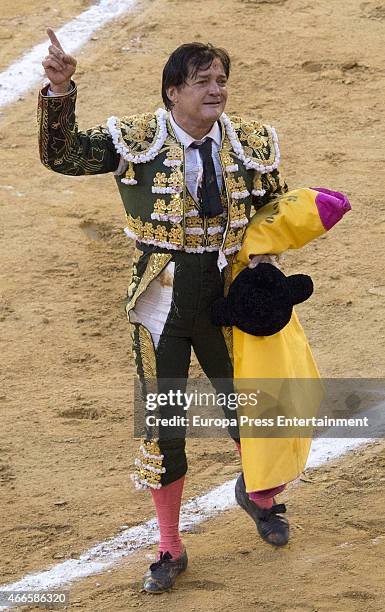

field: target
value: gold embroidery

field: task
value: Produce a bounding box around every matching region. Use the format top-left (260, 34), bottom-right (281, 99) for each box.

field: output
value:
top-left (168, 168), bottom-right (183, 189)
top-left (119, 112), bottom-right (159, 156)
top-left (168, 195), bottom-right (183, 216)
top-left (223, 254), bottom-right (234, 296)
top-left (246, 133), bottom-right (267, 150)
top-left (153, 197), bottom-right (183, 218)
top-left (124, 118), bottom-right (255, 255)
top-left (37, 93), bottom-right (49, 168)
top-left (127, 213), bottom-right (185, 248)
top-left (226, 175), bottom-right (248, 194)
top-left (126, 214), bottom-right (142, 236)
top-left (169, 226), bottom-right (183, 245)
top-left (220, 252), bottom-right (235, 366)
top-left (207, 232), bottom-right (223, 247)
top-left (230, 202), bottom-right (246, 218)
top-left (186, 213), bottom-right (225, 231)
top-left (127, 246), bottom-right (143, 299)
top-left (253, 172), bottom-right (264, 192)
top-left (208, 210), bottom-right (227, 227)
top-left (186, 234), bottom-right (204, 249)
top-left (152, 169), bottom-right (183, 192)
top-left (230, 201), bottom-right (246, 221)
top-left (121, 161), bottom-right (137, 185)
top-left (154, 225), bottom-right (168, 242)
top-left (186, 217), bottom-right (203, 229)
top-left (153, 198), bottom-right (167, 215)
top-left (38, 86), bottom-right (118, 175)
top-left (154, 172), bottom-right (167, 189)
top-left (220, 150), bottom-right (236, 166)
top-left (138, 324), bottom-right (157, 379)
top-left (126, 163), bottom-right (135, 181)
top-left (224, 227), bottom-right (246, 251)
top-left (229, 115), bottom-right (277, 168)
top-left (185, 193), bottom-right (226, 233)
top-left (266, 172), bottom-right (278, 192)
top-left (165, 145), bottom-right (183, 164)
top-left (126, 252), bottom-right (172, 313)
top-left (128, 245), bottom-right (168, 489)
top-left (222, 326), bottom-right (234, 366)
top-left (185, 192), bottom-right (200, 216)
top-left (143, 222), bottom-right (155, 240)
top-left (133, 245), bottom-right (143, 261)
top-left (133, 439), bottom-right (165, 489)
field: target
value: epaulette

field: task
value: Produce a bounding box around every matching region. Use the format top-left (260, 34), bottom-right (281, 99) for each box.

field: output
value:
top-left (221, 114), bottom-right (280, 173)
top-left (107, 109), bottom-right (168, 163)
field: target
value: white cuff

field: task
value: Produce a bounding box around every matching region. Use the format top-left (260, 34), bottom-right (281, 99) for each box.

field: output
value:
top-left (47, 85), bottom-right (74, 97)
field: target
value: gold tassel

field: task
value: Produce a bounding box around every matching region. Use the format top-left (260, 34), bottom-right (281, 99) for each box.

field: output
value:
top-left (121, 161), bottom-right (137, 185)
top-left (131, 439), bottom-right (166, 490)
top-left (252, 172), bottom-right (265, 196)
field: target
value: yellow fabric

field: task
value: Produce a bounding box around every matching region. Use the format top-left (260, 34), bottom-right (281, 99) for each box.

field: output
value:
top-left (232, 188), bottom-right (325, 492)
top-left (233, 188), bottom-right (325, 273)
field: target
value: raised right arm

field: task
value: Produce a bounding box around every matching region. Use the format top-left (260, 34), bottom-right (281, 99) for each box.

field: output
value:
top-left (38, 28), bottom-right (119, 176)
top-left (37, 83), bottom-right (119, 175)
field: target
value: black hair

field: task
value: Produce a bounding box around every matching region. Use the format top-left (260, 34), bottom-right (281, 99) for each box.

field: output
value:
top-left (161, 42), bottom-right (231, 110)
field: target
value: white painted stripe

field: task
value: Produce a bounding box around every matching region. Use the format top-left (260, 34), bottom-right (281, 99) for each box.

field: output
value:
top-left (0, 0), bottom-right (137, 109)
top-left (0, 403), bottom-right (383, 607)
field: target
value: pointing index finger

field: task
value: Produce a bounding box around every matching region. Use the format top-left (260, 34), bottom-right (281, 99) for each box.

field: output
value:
top-left (47, 27), bottom-right (64, 52)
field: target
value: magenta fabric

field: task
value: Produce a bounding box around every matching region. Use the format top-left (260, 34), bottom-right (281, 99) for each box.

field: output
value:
top-left (311, 187), bottom-right (351, 230)
top-left (249, 485), bottom-right (286, 508)
top-left (234, 441), bottom-right (286, 507)
top-left (151, 475), bottom-right (185, 560)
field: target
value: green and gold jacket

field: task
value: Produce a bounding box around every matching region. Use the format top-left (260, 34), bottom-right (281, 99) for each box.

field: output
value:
top-left (37, 82), bottom-right (287, 260)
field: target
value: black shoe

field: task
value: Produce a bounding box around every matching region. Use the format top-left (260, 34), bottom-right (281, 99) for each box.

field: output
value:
top-left (235, 473), bottom-right (289, 546)
top-left (143, 548), bottom-right (188, 593)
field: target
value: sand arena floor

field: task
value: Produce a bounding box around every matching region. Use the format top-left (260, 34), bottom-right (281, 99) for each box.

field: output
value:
top-left (1, 0), bottom-right (385, 609)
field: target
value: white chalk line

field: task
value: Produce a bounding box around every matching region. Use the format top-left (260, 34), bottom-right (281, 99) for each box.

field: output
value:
top-left (0, 400), bottom-right (384, 608)
top-left (0, 0), bottom-right (138, 108)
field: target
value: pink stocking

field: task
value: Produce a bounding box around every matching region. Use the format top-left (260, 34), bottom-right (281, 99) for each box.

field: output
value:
top-left (234, 441), bottom-right (286, 509)
top-left (150, 475), bottom-right (185, 560)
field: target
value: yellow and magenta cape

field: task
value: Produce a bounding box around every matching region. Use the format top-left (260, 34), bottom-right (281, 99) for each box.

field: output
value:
top-left (232, 187), bottom-right (351, 492)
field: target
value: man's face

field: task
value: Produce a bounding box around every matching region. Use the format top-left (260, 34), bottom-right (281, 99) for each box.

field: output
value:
top-left (167, 58), bottom-right (228, 128)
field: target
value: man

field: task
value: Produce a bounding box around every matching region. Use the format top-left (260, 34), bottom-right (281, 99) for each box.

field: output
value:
top-left (39, 30), bottom-right (288, 592)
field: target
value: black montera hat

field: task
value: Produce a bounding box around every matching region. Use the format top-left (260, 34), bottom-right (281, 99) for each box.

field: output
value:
top-left (211, 263), bottom-right (313, 336)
